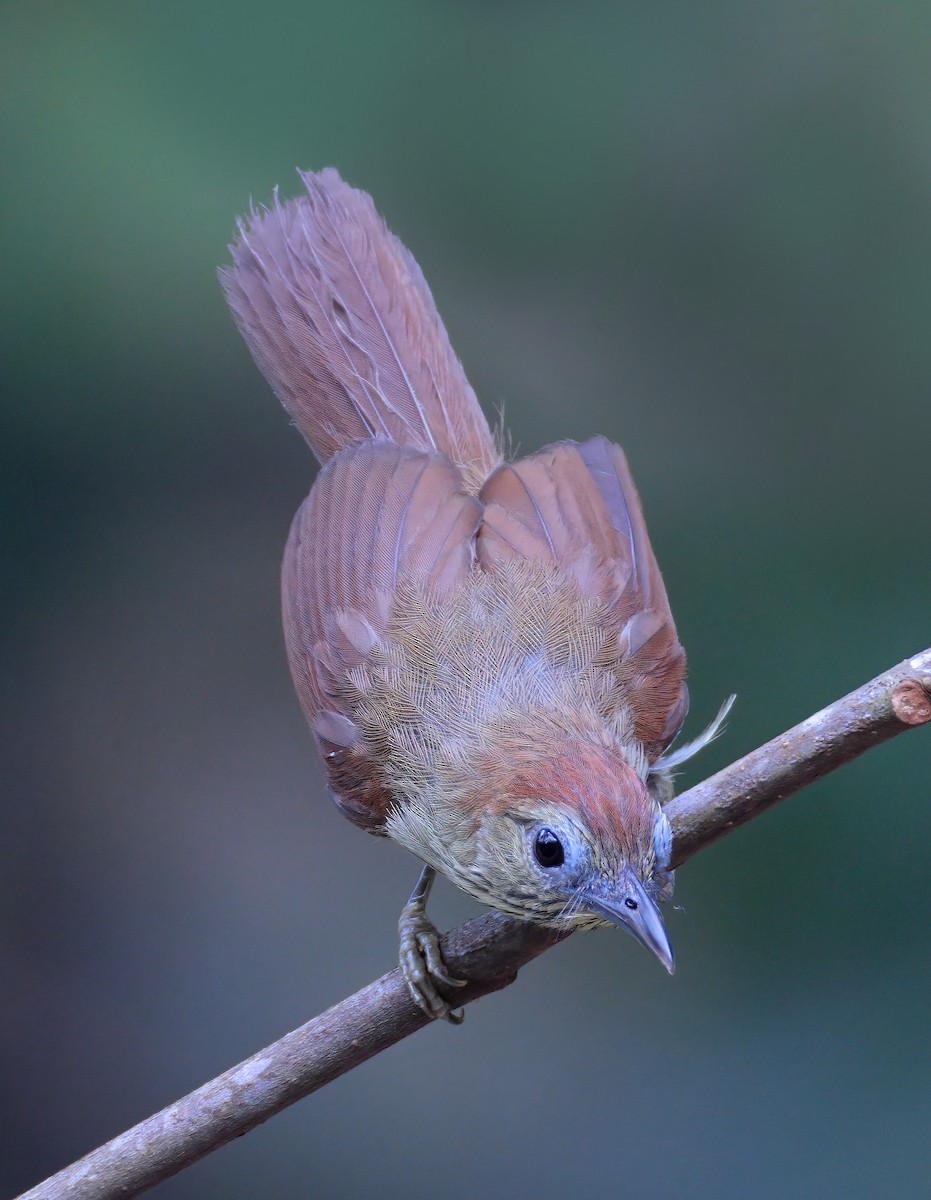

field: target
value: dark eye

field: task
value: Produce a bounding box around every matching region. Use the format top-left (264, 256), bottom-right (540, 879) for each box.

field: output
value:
top-left (624, 897), bottom-right (638, 910)
top-left (533, 827), bottom-right (565, 869)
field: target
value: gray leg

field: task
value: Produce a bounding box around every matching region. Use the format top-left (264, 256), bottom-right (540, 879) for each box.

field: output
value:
top-left (398, 865), bottom-right (466, 1024)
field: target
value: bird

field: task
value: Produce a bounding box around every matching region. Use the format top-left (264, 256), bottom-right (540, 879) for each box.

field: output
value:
top-left (220, 169), bottom-right (729, 1022)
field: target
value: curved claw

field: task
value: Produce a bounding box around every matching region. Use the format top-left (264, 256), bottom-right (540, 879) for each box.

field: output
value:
top-left (398, 867), bottom-right (467, 1024)
top-left (420, 934), bottom-right (467, 992)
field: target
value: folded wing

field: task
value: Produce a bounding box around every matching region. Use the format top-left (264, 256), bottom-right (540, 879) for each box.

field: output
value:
top-left (283, 440), bottom-right (482, 830)
top-left (478, 435), bottom-right (687, 759)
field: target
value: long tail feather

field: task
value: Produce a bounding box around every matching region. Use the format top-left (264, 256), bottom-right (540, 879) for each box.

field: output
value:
top-left (220, 169), bottom-right (500, 492)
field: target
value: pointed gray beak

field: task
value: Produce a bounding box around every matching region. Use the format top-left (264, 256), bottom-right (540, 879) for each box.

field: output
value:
top-left (584, 872), bottom-right (675, 975)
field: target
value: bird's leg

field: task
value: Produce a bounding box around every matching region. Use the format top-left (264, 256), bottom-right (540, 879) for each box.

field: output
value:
top-left (398, 864), bottom-right (466, 1024)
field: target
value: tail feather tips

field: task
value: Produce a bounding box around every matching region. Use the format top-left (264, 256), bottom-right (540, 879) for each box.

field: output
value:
top-left (220, 168), bottom-right (499, 491)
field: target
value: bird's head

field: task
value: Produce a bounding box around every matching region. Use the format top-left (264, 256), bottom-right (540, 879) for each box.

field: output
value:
top-left (459, 746), bottom-right (676, 974)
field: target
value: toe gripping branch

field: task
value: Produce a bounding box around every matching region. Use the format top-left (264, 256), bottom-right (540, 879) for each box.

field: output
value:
top-left (398, 865), bottom-right (467, 1023)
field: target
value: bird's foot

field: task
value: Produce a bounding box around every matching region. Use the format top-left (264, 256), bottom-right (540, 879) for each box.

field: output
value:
top-left (399, 866), bottom-right (466, 1024)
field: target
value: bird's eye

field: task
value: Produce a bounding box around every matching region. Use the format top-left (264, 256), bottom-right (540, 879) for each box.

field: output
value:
top-left (624, 897), bottom-right (638, 910)
top-left (533, 827), bottom-right (565, 869)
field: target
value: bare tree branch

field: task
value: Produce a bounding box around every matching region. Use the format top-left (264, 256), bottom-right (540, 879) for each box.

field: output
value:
top-left (17, 649), bottom-right (930, 1200)
top-left (666, 647), bottom-right (931, 864)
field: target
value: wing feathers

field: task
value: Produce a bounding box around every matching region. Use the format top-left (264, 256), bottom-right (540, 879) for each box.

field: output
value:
top-left (282, 441), bottom-right (481, 828)
top-left (577, 435), bottom-right (671, 615)
top-left (478, 436), bottom-right (687, 756)
top-left (286, 440), bottom-right (481, 709)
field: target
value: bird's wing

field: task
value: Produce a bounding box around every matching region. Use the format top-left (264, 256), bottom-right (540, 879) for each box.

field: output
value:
top-left (478, 435), bottom-right (687, 759)
top-left (283, 440), bottom-right (482, 831)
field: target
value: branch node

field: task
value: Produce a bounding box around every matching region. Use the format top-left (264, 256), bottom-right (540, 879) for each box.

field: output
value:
top-left (891, 677), bottom-right (931, 726)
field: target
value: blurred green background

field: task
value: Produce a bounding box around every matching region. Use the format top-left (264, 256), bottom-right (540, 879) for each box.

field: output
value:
top-left (3, 2), bottom-right (929, 1197)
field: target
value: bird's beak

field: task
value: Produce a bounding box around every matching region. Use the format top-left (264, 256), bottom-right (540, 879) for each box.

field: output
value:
top-left (583, 872), bottom-right (675, 975)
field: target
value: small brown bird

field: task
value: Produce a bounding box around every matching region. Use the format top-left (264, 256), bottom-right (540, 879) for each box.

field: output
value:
top-left (221, 170), bottom-right (728, 1021)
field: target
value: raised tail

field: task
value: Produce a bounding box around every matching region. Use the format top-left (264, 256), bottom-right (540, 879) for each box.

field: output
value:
top-left (220, 168), bottom-right (500, 492)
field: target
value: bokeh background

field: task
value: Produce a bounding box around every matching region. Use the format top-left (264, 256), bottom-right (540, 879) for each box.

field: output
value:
top-left (3, 3), bottom-right (930, 1197)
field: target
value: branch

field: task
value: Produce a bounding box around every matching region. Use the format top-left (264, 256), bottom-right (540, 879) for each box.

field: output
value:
top-left (18, 649), bottom-right (930, 1200)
